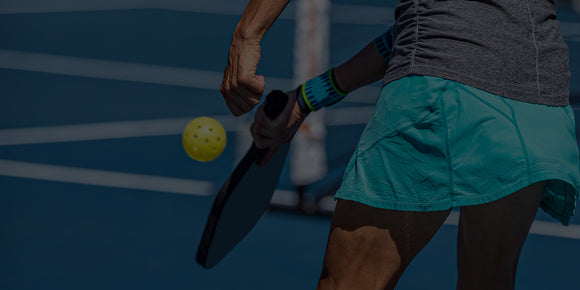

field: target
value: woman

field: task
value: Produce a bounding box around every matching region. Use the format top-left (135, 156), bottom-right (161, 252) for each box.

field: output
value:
top-left (220, 0), bottom-right (580, 289)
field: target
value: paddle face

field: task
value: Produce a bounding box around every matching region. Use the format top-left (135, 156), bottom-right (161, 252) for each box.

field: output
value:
top-left (196, 90), bottom-right (289, 269)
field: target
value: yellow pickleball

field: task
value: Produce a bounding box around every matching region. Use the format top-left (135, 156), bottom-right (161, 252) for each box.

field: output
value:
top-left (182, 117), bottom-right (227, 162)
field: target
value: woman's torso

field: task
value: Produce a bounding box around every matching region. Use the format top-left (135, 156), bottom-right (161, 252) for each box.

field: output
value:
top-left (384, 0), bottom-right (570, 106)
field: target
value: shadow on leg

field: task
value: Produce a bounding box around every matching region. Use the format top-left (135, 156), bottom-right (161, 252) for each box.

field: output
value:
top-left (317, 199), bottom-right (451, 290)
top-left (457, 181), bottom-right (546, 290)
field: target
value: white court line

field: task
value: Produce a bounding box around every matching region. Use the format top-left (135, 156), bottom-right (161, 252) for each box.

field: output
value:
top-left (443, 210), bottom-right (580, 240)
top-left (0, 50), bottom-right (221, 90)
top-left (0, 49), bottom-right (377, 103)
top-left (0, 49), bottom-right (293, 90)
top-left (0, 102), bottom-right (575, 146)
top-left (0, 116), bottom-right (242, 146)
top-left (0, 48), bottom-right (380, 104)
top-left (0, 105), bottom-right (374, 146)
top-left (0, 157), bottom-right (304, 207)
top-left (0, 159), bottom-right (578, 239)
top-left (0, 159), bottom-right (214, 196)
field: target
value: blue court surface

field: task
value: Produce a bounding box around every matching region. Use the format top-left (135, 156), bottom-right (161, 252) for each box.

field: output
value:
top-left (1, 1), bottom-right (580, 289)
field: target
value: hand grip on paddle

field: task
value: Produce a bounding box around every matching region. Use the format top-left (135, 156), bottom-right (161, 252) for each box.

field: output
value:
top-left (252, 90), bottom-right (290, 165)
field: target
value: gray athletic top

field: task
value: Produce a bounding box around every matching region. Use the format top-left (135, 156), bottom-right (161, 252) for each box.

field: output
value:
top-left (384, 0), bottom-right (570, 106)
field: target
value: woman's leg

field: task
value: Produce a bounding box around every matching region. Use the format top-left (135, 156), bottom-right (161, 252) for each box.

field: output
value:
top-left (456, 181), bottom-right (546, 290)
top-left (317, 199), bottom-right (452, 290)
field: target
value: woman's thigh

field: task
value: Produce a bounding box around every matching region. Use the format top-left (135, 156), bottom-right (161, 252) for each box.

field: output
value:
top-left (457, 181), bottom-right (546, 290)
top-left (317, 199), bottom-right (451, 290)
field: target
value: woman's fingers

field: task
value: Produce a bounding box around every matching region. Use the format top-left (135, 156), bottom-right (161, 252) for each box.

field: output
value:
top-left (221, 74), bottom-right (265, 116)
top-left (250, 91), bottom-right (309, 165)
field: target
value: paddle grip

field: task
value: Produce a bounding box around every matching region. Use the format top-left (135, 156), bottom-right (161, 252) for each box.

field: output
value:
top-left (263, 90), bottom-right (289, 119)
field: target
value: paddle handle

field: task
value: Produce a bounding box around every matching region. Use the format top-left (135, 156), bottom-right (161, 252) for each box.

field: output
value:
top-left (264, 90), bottom-right (289, 119)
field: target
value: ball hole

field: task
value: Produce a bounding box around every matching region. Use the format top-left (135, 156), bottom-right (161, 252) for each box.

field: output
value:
top-left (209, 128), bottom-right (213, 132)
top-left (197, 125), bottom-right (202, 129)
top-left (194, 134), bottom-right (198, 138)
top-left (205, 138), bottom-right (209, 143)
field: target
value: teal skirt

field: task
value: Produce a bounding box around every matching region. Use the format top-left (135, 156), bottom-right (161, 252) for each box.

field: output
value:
top-left (335, 75), bottom-right (580, 225)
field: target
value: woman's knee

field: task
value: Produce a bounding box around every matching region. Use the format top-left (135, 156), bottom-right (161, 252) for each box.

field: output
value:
top-left (317, 224), bottom-right (403, 290)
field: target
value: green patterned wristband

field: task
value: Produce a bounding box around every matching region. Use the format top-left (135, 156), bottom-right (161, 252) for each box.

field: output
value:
top-left (300, 68), bottom-right (347, 112)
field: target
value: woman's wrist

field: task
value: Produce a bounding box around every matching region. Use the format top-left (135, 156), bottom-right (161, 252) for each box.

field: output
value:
top-left (295, 86), bottom-right (312, 114)
top-left (331, 65), bottom-right (351, 94)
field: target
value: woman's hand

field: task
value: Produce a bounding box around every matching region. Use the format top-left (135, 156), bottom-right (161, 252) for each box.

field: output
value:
top-left (219, 0), bottom-right (291, 116)
top-left (220, 36), bottom-right (266, 116)
top-left (251, 89), bottom-right (309, 166)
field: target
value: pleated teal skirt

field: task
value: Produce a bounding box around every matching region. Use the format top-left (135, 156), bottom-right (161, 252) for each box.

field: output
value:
top-left (335, 75), bottom-right (580, 225)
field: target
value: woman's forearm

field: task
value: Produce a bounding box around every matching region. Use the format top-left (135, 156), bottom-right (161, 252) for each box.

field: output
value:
top-left (333, 42), bottom-right (389, 94)
top-left (221, 0), bottom-right (291, 116)
top-left (234, 0), bottom-right (291, 41)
